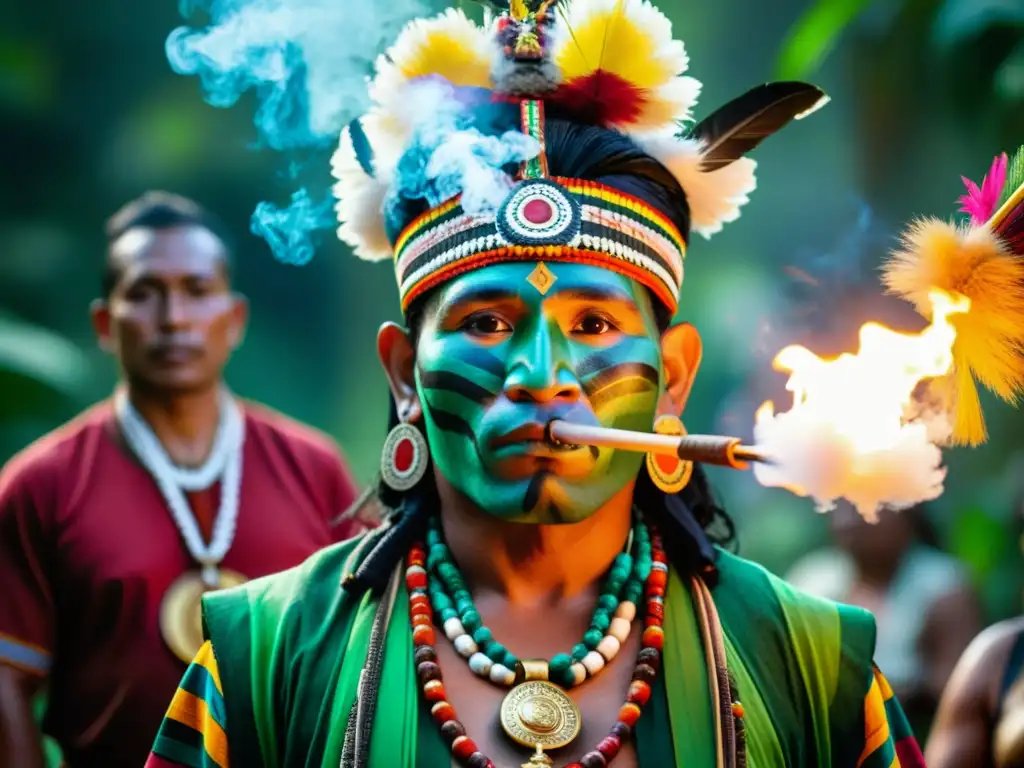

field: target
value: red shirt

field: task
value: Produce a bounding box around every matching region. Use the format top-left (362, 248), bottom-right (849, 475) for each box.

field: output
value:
top-left (0, 400), bottom-right (368, 767)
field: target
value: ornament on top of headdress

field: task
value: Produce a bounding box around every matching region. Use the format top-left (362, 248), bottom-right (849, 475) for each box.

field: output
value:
top-left (485, 0), bottom-right (563, 96)
top-left (882, 146), bottom-right (1024, 446)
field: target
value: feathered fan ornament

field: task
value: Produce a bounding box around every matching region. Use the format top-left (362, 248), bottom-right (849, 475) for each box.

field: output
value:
top-left (882, 145), bottom-right (1024, 446)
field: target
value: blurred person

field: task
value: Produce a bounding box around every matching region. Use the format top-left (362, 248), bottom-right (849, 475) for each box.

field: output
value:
top-left (0, 191), bottom-right (373, 768)
top-left (926, 616), bottom-right (1024, 767)
top-left (786, 501), bottom-right (983, 736)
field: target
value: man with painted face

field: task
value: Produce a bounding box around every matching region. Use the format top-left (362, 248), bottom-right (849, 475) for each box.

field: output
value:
top-left (0, 191), bottom-right (369, 768)
top-left (146, 2), bottom-right (926, 766)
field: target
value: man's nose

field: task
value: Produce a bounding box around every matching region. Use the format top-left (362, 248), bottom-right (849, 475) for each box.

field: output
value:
top-left (158, 292), bottom-right (191, 329)
top-left (503, 319), bottom-right (582, 405)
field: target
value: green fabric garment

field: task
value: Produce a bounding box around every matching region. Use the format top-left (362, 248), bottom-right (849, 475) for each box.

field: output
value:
top-left (202, 536), bottom-right (880, 768)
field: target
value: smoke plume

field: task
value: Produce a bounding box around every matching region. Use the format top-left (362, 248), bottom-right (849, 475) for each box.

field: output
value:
top-left (166, 0), bottom-right (427, 263)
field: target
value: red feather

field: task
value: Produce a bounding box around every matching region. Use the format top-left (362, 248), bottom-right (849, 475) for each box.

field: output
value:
top-left (550, 71), bottom-right (645, 127)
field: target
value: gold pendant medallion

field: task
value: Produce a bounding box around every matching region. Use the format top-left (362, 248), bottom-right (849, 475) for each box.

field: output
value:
top-left (159, 568), bottom-right (247, 663)
top-left (500, 660), bottom-right (581, 760)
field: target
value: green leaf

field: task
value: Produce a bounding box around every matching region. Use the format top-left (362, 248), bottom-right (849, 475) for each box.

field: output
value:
top-left (0, 314), bottom-right (91, 419)
top-left (775, 0), bottom-right (876, 80)
top-left (999, 144), bottom-right (1024, 208)
top-left (947, 506), bottom-right (1009, 578)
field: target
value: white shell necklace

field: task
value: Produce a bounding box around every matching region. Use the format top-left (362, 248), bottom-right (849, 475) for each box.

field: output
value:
top-left (115, 388), bottom-right (245, 587)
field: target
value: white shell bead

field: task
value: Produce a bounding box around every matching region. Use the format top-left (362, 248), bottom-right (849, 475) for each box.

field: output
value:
top-left (596, 635), bottom-right (621, 662)
top-left (454, 635), bottom-right (478, 658)
top-left (608, 617), bottom-right (631, 643)
top-left (469, 652), bottom-right (493, 676)
top-left (582, 650), bottom-right (606, 676)
top-left (406, 565), bottom-right (427, 578)
top-left (443, 618), bottom-right (465, 641)
top-left (490, 663), bottom-right (515, 686)
top-left (570, 662), bottom-right (587, 685)
top-left (614, 601), bottom-right (637, 622)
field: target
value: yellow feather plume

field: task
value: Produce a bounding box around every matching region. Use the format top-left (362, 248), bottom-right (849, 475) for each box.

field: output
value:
top-left (554, 0), bottom-right (701, 131)
top-left (882, 218), bottom-right (1024, 445)
top-left (510, 0), bottom-right (529, 21)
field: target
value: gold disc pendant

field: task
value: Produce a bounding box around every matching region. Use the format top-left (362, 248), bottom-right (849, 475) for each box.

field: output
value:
top-left (159, 568), bottom-right (247, 663)
top-left (500, 659), bottom-right (582, 761)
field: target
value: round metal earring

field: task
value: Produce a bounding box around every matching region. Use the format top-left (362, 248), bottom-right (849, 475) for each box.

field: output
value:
top-left (380, 421), bottom-right (429, 491)
top-left (645, 414), bottom-right (693, 493)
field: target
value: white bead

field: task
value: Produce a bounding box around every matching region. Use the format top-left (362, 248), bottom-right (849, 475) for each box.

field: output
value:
top-left (652, 561), bottom-right (668, 572)
top-left (570, 662), bottom-right (587, 685)
top-left (454, 635), bottom-right (478, 658)
top-left (490, 663), bottom-right (515, 686)
top-left (443, 618), bottom-right (465, 641)
top-left (608, 617), bottom-right (631, 643)
top-left (597, 635), bottom-right (621, 662)
top-left (406, 565), bottom-right (426, 579)
top-left (615, 601), bottom-right (637, 621)
top-left (582, 650), bottom-right (606, 676)
top-left (469, 652), bottom-right (493, 677)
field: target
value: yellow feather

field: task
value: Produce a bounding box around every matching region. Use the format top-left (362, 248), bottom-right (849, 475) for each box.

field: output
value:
top-left (557, 0), bottom-right (673, 88)
top-left (395, 29), bottom-right (492, 87)
top-left (510, 0), bottom-right (529, 21)
top-left (882, 218), bottom-right (1024, 445)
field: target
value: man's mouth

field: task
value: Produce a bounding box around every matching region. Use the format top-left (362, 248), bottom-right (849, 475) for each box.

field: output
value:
top-left (489, 423), bottom-right (582, 452)
top-left (149, 344), bottom-right (202, 363)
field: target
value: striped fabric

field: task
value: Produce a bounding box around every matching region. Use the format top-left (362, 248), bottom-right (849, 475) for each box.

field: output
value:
top-left (858, 666), bottom-right (926, 768)
top-left (0, 632), bottom-right (51, 675)
top-left (145, 641), bottom-right (228, 768)
top-left (147, 628), bottom-right (923, 767)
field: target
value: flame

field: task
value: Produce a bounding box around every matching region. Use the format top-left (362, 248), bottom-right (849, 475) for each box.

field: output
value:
top-left (752, 289), bottom-right (970, 522)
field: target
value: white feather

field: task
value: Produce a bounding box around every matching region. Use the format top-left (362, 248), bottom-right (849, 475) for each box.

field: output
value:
top-left (330, 123), bottom-right (392, 261)
top-left (635, 134), bottom-right (758, 238)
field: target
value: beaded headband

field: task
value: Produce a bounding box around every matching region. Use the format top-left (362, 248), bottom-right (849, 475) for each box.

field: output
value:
top-left (331, 0), bottom-right (829, 315)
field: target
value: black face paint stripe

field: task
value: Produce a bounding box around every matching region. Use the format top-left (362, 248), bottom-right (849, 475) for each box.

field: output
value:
top-left (425, 404), bottom-right (477, 440)
top-left (581, 362), bottom-right (660, 398)
top-left (524, 471), bottom-right (552, 514)
top-left (458, 348), bottom-right (506, 379)
top-left (419, 369), bottom-right (494, 403)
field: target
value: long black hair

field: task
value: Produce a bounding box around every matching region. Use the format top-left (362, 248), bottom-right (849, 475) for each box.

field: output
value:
top-left (346, 117), bottom-right (733, 592)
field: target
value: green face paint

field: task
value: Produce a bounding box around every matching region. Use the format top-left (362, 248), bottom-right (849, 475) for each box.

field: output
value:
top-left (414, 261), bottom-right (665, 524)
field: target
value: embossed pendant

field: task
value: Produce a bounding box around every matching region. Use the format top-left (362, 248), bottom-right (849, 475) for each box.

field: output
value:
top-left (500, 660), bottom-right (582, 760)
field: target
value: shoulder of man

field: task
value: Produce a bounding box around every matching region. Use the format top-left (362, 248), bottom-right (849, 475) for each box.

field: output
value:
top-left (240, 400), bottom-right (354, 470)
top-left (0, 401), bottom-right (114, 508)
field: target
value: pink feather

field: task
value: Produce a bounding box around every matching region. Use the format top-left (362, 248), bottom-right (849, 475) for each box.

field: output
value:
top-left (958, 152), bottom-right (1009, 226)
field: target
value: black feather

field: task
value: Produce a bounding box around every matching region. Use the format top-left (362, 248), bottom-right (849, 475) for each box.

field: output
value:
top-left (688, 81), bottom-right (829, 170)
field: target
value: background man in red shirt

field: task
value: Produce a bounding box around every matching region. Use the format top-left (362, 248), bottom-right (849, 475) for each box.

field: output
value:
top-left (0, 191), bottom-right (371, 767)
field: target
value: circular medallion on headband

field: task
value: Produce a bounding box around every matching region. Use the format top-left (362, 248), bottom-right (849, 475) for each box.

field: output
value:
top-left (497, 179), bottom-right (581, 246)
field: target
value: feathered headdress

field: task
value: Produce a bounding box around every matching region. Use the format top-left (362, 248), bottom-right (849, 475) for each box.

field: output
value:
top-left (882, 146), bottom-right (1024, 446)
top-left (331, 0), bottom-right (829, 313)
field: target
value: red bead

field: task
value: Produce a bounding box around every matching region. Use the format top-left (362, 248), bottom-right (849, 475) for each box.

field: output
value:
top-left (732, 702), bottom-right (745, 718)
top-left (408, 546), bottom-right (426, 565)
top-left (618, 702), bottom-right (642, 726)
top-left (647, 601), bottom-right (665, 621)
top-left (597, 735), bottom-right (622, 758)
top-left (523, 198), bottom-right (554, 224)
top-left (641, 625), bottom-right (665, 651)
top-left (647, 568), bottom-right (667, 590)
top-left (627, 680), bottom-right (651, 706)
top-left (413, 624), bottom-right (436, 646)
top-left (406, 570), bottom-right (428, 591)
top-left (423, 680), bottom-right (446, 702)
top-left (451, 735), bottom-right (478, 760)
top-left (412, 613), bottom-right (433, 629)
top-left (431, 701), bottom-right (457, 724)
top-left (645, 583), bottom-right (665, 598)
top-left (652, 548), bottom-right (667, 564)
top-left (410, 595), bottom-right (431, 616)
top-left (644, 616), bottom-right (664, 629)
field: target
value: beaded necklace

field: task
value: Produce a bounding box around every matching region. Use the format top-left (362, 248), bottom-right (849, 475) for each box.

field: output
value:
top-left (405, 518), bottom-right (669, 768)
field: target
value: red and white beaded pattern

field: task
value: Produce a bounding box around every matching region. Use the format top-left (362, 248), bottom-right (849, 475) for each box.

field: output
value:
top-left (405, 526), bottom-right (669, 768)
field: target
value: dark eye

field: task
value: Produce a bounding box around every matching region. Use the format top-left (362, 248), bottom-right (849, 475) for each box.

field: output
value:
top-left (573, 314), bottom-right (617, 336)
top-left (462, 313), bottom-right (513, 336)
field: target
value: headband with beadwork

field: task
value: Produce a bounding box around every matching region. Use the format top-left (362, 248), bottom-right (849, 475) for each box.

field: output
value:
top-left (330, 0), bottom-right (829, 315)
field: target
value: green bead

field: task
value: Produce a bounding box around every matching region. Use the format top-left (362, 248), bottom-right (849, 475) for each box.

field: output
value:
top-left (430, 591), bottom-right (452, 611)
top-left (604, 575), bottom-right (626, 596)
top-left (583, 629), bottom-right (602, 650)
top-left (452, 589), bottom-right (471, 604)
top-left (463, 610), bottom-right (482, 632)
top-left (553, 666), bottom-right (576, 688)
top-left (571, 643), bottom-right (588, 662)
top-left (635, 558), bottom-right (652, 582)
top-left (486, 643), bottom-right (507, 662)
top-left (590, 611), bottom-right (611, 633)
top-left (502, 650), bottom-right (518, 670)
top-left (473, 627), bottom-right (493, 646)
top-left (456, 598), bottom-right (475, 616)
top-left (550, 654), bottom-right (572, 674)
top-left (598, 594), bottom-right (619, 613)
top-left (624, 582), bottom-right (643, 605)
top-left (440, 608), bottom-right (458, 622)
top-left (425, 527), bottom-right (442, 547)
top-left (427, 544), bottom-right (449, 570)
top-left (613, 553), bottom-right (633, 572)
top-left (437, 562), bottom-right (458, 583)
